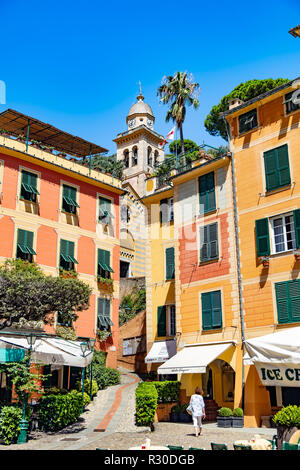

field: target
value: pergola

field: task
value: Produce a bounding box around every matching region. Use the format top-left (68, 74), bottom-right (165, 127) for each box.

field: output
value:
top-left (289, 25), bottom-right (300, 38)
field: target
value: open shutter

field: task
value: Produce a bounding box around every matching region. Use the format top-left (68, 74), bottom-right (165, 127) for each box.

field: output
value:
top-left (157, 306), bottom-right (166, 337)
top-left (211, 291), bottom-right (222, 328)
top-left (275, 282), bottom-right (289, 324)
top-left (294, 209), bottom-right (300, 249)
top-left (255, 218), bottom-right (270, 257)
top-left (104, 250), bottom-right (114, 272)
top-left (26, 231), bottom-right (36, 255)
top-left (202, 293), bottom-right (212, 330)
top-left (166, 247), bottom-right (175, 280)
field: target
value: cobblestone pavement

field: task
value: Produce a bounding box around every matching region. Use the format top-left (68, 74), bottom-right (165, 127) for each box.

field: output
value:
top-left (0, 369), bottom-right (276, 451)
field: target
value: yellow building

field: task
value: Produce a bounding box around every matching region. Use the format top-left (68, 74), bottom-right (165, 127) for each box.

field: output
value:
top-left (224, 78), bottom-right (300, 426)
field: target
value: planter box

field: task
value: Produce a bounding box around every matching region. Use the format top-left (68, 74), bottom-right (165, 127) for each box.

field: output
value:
top-left (232, 417), bottom-right (244, 428)
top-left (217, 416), bottom-right (232, 428)
top-left (179, 412), bottom-right (192, 423)
top-left (170, 412), bottom-right (179, 423)
top-left (155, 402), bottom-right (177, 422)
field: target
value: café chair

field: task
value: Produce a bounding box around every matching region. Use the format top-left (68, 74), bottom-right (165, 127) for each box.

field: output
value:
top-left (233, 444), bottom-right (252, 450)
top-left (188, 446), bottom-right (206, 450)
top-left (211, 442), bottom-right (228, 450)
top-left (282, 441), bottom-right (300, 450)
top-left (166, 445), bottom-right (184, 450)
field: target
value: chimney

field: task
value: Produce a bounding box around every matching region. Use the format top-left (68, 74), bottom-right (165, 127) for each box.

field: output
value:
top-left (228, 97), bottom-right (244, 110)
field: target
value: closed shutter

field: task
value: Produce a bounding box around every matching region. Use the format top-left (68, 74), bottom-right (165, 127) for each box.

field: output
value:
top-left (165, 247), bottom-right (175, 280)
top-left (264, 149), bottom-right (278, 191)
top-left (202, 291), bottom-right (222, 330)
top-left (275, 280), bottom-right (300, 324)
top-left (277, 145), bottom-right (291, 188)
top-left (199, 172), bottom-right (216, 214)
top-left (202, 292), bottom-right (212, 330)
top-left (289, 280), bottom-right (300, 323)
top-left (200, 223), bottom-right (218, 261)
top-left (293, 209), bottom-right (300, 249)
top-left (264, 145), bottom-right (290, 191)
top-left (255, 218), bottom-right (270, 257)
top-left (211, 291), bottom-right (222, 328)
top-left (157, 306), bottom-right (166, 337)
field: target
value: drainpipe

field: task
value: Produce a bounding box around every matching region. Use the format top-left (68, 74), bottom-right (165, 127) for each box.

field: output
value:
top-left (223, 118), bottom-right (246, 410)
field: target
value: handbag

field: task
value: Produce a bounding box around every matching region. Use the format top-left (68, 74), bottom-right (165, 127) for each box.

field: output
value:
top-left (186, 404), bottom-right (193, 416)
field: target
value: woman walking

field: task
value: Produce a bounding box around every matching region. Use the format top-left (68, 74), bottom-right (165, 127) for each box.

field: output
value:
top-left (188, 387), bottom-right (206, 437)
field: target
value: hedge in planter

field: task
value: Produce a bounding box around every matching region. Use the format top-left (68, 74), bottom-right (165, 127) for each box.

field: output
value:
top-left (272, 405), bottom-right (300, 450)
top-left (217, 407), bottom-right (233, 428)
top-left (151, 381), bottom-right (180, 403)
top-left (135, 382), bottom-right (158, 427)
top-left (232, 407), bottom-right (244, 428)
top-left (38, 390), bottom-right (83, 431)
top-left (0, 406), bottom-right (22, 445)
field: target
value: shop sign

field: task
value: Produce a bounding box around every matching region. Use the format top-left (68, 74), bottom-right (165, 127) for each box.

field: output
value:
top-left (256, 363), bottom-right (300, 387)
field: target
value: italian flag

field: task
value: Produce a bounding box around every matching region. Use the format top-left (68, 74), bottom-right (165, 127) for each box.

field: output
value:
top-left (159, 127), bottom-right (176, 148)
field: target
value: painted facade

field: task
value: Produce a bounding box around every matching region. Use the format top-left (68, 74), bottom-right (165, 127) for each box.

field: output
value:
top-left (224, 78), bottom-right (300, 426)
top-left (0, 131), bottom-right (123, 368)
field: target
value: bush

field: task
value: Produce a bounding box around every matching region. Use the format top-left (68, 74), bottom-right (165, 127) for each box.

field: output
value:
top-left (218, 407), bottom-right (233, 417)
top-left (43, 387), bottom-right (68, 395)
top-left (82, 392), bottom-right (90, 408)
top-left (135, 383), bottom-right (158, 427)
top-left (233, 407), bottom-right (243, 417)
top-left (0, 406), bottom-right (22, 445)
top-left (150, 381), bottom-right (180, 403)
top-left (93, 366), bottom-right (120, 390)
top-left (38, 390), bottom-right (83, 431)
top-left (75, 378), bottom-right (98, 397)
top-left (273, 405), bottom-right (300, 428)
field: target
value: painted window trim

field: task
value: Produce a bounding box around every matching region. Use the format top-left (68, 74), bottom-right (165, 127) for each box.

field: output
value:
top-left (97, 297), bottom-right (113, 330)
top-left (198, 172), bottom-right (216, 214)
top-left (18, 165), bottom-right (41, 205)
top-left (270, 212), bottom-right (296, 255)
top-left (199, 222), bottom-right (219, 263)
top-left (60, 180), bottom-right (80, 215)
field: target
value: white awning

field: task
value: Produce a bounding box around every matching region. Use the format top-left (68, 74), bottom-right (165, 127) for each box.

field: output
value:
top-left (0, 335), bottom-right (93, 368)
top-left (245, 327), bottom-right (300, 387)
top-left (157, 341), bottom-right (236, 375)
top-left (145, 340), bottom-right (177, 363)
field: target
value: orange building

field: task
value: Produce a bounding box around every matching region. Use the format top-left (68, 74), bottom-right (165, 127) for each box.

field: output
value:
top-left (0, 109), bottom-right (124, 373)
top-left (224, 78), bottom-right (300, 426)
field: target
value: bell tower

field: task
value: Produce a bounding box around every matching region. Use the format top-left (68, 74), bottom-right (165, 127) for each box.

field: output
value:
top-left (114, 89), bottom-right (164, 197)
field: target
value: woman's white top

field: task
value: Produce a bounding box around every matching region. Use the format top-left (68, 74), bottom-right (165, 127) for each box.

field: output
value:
top-left (189, 394), bottom-right (205, 417)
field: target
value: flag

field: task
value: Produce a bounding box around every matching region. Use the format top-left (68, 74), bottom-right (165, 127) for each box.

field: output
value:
top-left (159, 127), bottom-right (176, 148)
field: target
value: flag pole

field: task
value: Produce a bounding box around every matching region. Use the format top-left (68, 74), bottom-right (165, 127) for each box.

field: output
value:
top-left (175, 126), bottom-right (178, 169)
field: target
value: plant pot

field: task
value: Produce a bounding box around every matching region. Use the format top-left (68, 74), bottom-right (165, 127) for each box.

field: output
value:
top-left (232, 417), bottom-right (244, 428)
top-left (179, 412), bottom-right (192, 423)
top-left (276, 425), bottom-right (298, 450)
top-left (217, 416), bottom-right (232, 428)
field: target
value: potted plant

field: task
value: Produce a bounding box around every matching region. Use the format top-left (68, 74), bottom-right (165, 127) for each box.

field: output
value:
top-left (59, 268), bottom-right (78, 279)
top-left (97, 276), bottom-right (113, 290)
top-left (57, 151), bottom-right (67, 157)
top-left (232, 407), bottom-right (244, 428)
top-left (0, 128), bottom-right (9, 137)
top-left (96, 328), bottom-right (112, 342)
top-left (217, 407), bottom-right (233, 427)
top-left (170, 404), bottom-right (181, 423)
top-left (31, 139), bottom-right (41, 149)
top-left (262, 256), bottom-right (270, 268)
top-left (272, 405), bottom-right (300, 450)
top-left (17, 134), bottom-right (26, 142)
top-left (179, 403), bottom-right (192, 423)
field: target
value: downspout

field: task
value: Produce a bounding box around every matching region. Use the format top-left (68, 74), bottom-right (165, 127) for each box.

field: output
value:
top-left (223, 117), bottom-right (246, 410)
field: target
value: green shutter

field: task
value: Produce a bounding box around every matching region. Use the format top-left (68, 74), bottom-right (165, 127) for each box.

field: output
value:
top-left (264, 145), bottom-right (290, 192)
top-left (98, 249), bottom-right (114, 275)
top-left (20, 170), bottom-right (39, 200)
top-left (62, 185), bottom-right (79, 212)
top-left (17, 229), bottom-right (36, 257)
top-left (157, 306), bottom-right (166, 337)
top-left (293, 209), bottom-right (300, 249)
top-left (199, 172), bottom-right (216, 214)
top-left (255, 218), bottom-right (270, 257)
top-left (60, 239), bottom-right (78, 268)
top-left (200, 223), bottom-right (218, 262)
top-left (202, 291), bottom-right (222, 330)
top-left (166, 247), bottom-right (175, 280)
top-left (98, 298), bottom-right (113, 329)
top-left (289, 280), bottom-right (300, 323)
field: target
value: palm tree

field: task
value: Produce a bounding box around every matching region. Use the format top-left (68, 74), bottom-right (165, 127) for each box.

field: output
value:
top-left (157, 71), bottom-right (200, 167)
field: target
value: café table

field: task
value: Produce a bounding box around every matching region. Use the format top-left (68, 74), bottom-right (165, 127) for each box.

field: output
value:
top-left (129, 446), bottom-right (170, 450)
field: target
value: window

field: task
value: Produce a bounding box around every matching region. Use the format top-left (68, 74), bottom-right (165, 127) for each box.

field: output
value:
top-left (120, 205), bottom-right (130, 223)
top-left (154, 151), bottom-right (159, 166)
top-left (98, 249), bottom-right (114, 278)
top-left (168, 305), bottom-right (176, 336)
top-left (57, 311), bottom-right (72, 327)
top-left (284, 91), bottom-right (300, 115)
top-left (200, 222), bottom-right (218, 262)
top-left (99, 196), bottom-right (114, 224)
top-left (97, 298), bottom-right (113, 330)
top-left (62, 184), bottom-right (79, 214)
top-left (264, 144), bottom-right (291, 192)
top-left (132, 147), bottom-right (138, 166)
top-left (270, 213), bottom-right (296, 254)
top-left (202, 290), bottom-right (222, 330)
top-left (147, 147), bottom-right (152, 166)
top-left (157, 305), bottom-right (166, 337)
top-left (160, 198), bottom-right (173, 223)
top-left (124, 150), bottom-right (129, 168)
top-left (165, 247), bottom-right (175, 280)
top-left (198, 172), bottom-right (216, 214)
top-left (255, 210), bottom-right (300, 257)
top-left (16, 229), bottom-right (36, 261)
top-left (123, 336), bottom-right (146, 356)
top-left (20, 170), bottom-right (39, 202)
top-left (238, 108), bottom-right (258, 134)
top-left (59, 239), bottom-right (78, 271)
top-left (275, 280), bottom-right (300, 325)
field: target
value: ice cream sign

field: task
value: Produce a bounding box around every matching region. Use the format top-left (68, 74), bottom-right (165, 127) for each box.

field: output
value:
top-left (257, 364), bottom-right (300, 387)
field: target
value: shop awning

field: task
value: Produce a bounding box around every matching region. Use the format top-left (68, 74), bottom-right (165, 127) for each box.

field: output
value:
top-left (157, 341), bottom-right (236, 375)
top-left (0, 335), bottom-right (93, 368)
top-left (244, 327), bottom-right (300, 387)
top-left (145, 340), bottom-right (177, 363)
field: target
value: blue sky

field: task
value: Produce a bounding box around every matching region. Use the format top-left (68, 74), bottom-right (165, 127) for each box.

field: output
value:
top-left (1, 0), bottom-right (300, 154)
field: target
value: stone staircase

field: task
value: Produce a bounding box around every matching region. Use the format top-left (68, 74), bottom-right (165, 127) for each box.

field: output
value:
top-left (204, 398), bottom-right (219, 422)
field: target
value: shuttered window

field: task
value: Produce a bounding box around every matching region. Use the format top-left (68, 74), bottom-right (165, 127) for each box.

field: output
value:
top-left (294, 209), bottom-right (300, 249)
top-left (98, 249), bottom-right (114, 278)
top-left (160, 198), bottom-right (173, 224)
top-left (238, 109), bottom-right (258, 134)
top-left (202, 291), bottom-right (222, 330)
top-left (275, 280), bottom-right (300, 325)
top-left (16, 229), bottom-right (36, 260)
top-left (99, 196), bottom-right (114, 223)
top-left (264, 144), bottom-right (291, 192)
top-left (255, 218), bottom-right (270, 257)
top-left (97, 298), bottom-right (113, 330)
top-left (200, 222), bottom-right (218, 262)
top-left (157, 305), bottom-right (167, 337)
top-left (198, 172), bottom-right (216, 214)
top-left (20, 170), bottom-right (39, 202)
top-left (62, 185), bottom-right (79, 214)
top-left (165, 247), bottom-right (175, 280)
top-left (284, 91), bottom-right (300, 115)
top-left (59, 239), bottom-right (78, 271)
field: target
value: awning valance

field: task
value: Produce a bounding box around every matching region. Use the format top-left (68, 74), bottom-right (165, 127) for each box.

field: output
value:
top-left (157, 341), bottom-right (235, 375)
top-left (145, 340), bottom-right (177, 364)
top-left (0, 335), bottom-right (93, 368)
top-left (245, 327), bottom-right (300, 387)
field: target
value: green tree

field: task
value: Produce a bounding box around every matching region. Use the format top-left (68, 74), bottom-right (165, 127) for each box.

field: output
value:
top-left (83, 153), bottom-right (124, 180)
top-left (119, 289), bottom-right (146, 326)
top-left (0, 259), bottom-right (92, 329)
top-left (157, 72), bottom-right (200, 166)
top-left (204, 78), bottom-right (289, 141)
